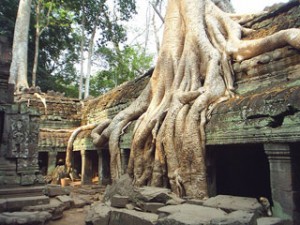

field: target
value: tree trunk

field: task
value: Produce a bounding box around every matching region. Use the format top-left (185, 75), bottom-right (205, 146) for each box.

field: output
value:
top-left (92, 0), bottom-right (300, 199)
top-left (9, 0), bottom-right (32, 91)
top-left (84, 19), bottom-right (98, 99)
top-left (79, 0), bottom-right (86, 100)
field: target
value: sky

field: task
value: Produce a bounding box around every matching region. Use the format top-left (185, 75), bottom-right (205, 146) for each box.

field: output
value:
top-left (231, 0), bottom-right (289, 13)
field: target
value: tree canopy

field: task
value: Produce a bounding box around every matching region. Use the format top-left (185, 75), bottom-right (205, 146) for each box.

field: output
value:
top-left (2, 0), bottom-right (154, 97)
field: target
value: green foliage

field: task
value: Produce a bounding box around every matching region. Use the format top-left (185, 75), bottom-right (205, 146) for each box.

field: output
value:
top-left (0, 0), bottom-right (19, 41)
top-left (90, 44), bottom-right (153, 96)
top-left (1, 0), bottom-right (151, 98)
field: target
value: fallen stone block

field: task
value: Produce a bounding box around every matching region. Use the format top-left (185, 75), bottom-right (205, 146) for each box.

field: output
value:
top-left (56, 195), bottom-right (74, 209)
top-left (166, 193), bottom-right (186, 205)
top-left (85, 203), bottom-right (113, 225)
top-left (72, 195), bottom-right (90, 208)
top-left (137, 186), bottom-right (172, 203)
top-left (5, 196), bottom-right (50, 211)
top-left (257, 217), bottom-right (288, 225)
top-left (43, 184), bottom-right (70, 197)
top-left (157, 203), bottom-right (227, 225)
top-left (210, 210), bottom-right (257, 225)
top-left (140, 202), bottom-right (165, 213)
top-left (86, 202), bottom-right (158, 225)
top-left (0, 211), bottom-right (51, 225)
top-left (111, 195), bottom-right (129, 208)
top-left (103, 174), bottom-right (137, 203)
top-left (203, 195), bottom-right (263, 215)
top-left (22, 198), bottom-right (65, 220)
top-left (110, 207), bottom-right (158, 225)
top-left (185, 198), bottom-right (204, 206)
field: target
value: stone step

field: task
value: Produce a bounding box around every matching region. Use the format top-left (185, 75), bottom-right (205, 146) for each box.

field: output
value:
top-left (0, 195), bottom-right (50, 212)
top-left (0, 185), bottom-right (45, 198)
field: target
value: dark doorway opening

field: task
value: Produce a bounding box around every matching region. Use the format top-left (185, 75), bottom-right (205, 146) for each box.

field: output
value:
top-left (90, 150), bottom-right (99, 182)
top-left (56, 152), bottom-right (66, 165)
top-left (209, 144), bottom-right (272, 203)
top-left (73, 151), bottom-right (82, 179)
top-left (38, 152), bottom-right (48, 175)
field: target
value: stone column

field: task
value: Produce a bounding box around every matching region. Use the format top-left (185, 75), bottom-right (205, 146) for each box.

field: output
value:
top-left (264, 143), bottom-right (300, 224)
top-left (120, 149), bottom-right (130, 174)
top-left (47, 151), bottom-right (57, 175)
top-left (81, 150), bottom-right (93, 185)
top-left (97, 150), bottom-right (103, 185)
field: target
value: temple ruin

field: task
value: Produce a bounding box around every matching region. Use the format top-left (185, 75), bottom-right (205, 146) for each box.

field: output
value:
top-left (0, 1), bottom-right (300, 224)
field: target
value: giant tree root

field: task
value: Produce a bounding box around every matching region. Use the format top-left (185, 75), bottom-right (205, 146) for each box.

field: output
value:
top-left (92, 0), bottom-right (300, 199)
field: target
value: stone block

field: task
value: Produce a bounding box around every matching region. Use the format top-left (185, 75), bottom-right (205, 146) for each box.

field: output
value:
top-left (0, 185), bottom-right (45, 198)
top-left (43, 184), bottom-right (70, 197)
top-left (210, 210), bottom-right (257, 225)
top-left (166, 193), bottom-right (186, 205)
top-left (185, 198), bottom-right (204, 206)
top-left (157, 204), bottom-right (227, 225)
top-left (85, 203), bottom-right (112, 225)
top-left (111, 195), bottom-right (129, 208)
top-left (72, 195), bottom-right (90, 208)
top-left (55, 195), bottom-right (74, 210)
top-left (137, 186), bottom-right (172, 203)
top-left (109, 208), bottom-right (158, 225)
top-left (257, 217), bottom-right (288, 225)
top-left (22, 198), bottom-right (65, 220)
top-left (0, 211), bottom-right (52, 225)
top-left (140, 202), bottom-right (165, 213)
top-left (203, 195), bottom-right (263, 214)
top-left (86, 202), bottom-right (158, 225)
top-left (5, 196), bottom-right (50, 211)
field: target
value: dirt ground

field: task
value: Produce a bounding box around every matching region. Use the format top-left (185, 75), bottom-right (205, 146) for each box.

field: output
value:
top-left (46, 207), bottom-right (88, 225)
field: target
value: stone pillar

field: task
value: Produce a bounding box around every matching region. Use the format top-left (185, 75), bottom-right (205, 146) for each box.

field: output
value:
top-left (97, 150), bottom-right (103, 185)
top-left (120, 149), bottom-right (130, 175)
top-left (81, 150), bottom-right (93, 185)
top-left (264, 143), bottom-right (300, 224)
top-left (47, 151), bottom-right (57, 175)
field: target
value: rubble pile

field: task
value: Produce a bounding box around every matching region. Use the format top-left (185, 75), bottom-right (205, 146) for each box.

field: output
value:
top-left (86, 175), bottom-right (289, 225)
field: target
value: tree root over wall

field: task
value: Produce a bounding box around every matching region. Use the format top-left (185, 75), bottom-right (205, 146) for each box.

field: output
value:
top-left (91, 0), bottom-right (300, 199)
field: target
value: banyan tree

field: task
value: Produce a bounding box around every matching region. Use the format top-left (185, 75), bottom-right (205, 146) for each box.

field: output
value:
top-left (91, 0), bottom-right (300, 199)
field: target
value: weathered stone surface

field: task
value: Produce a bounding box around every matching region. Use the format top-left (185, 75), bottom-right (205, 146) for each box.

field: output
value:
top-left (103, 174), bottom-right (173, 205)
top-left (137, 186), bottom-right (172, 203)
top-left (185, 198), bottom-right (204, 206)
top-left (86, 202), bottom-right (158, 225)
top-left (111, 195), bottom-right (129, 208)
top-left (103, 174), bottom-right (136, 202)
top-left (140, 202), bottom-right (165, 213)
top-left (210, 210), bottom-right (257, 225)
top-left (72, 195), bottom-right (90, 208)
top-left (4, 196), bottom-right (50, 211)
top-left (110, 208), bottom-right (158, 225)
top-left (0, 184), bottom-right (45, 198)
top-left (86, 203), bottom-right (111, 225)
top-left (55, 195), bottom-right (74, 210)
top-left (257, 217), bottom-right (288, 225)
top-left (0, 211), bottom-right (51, 225)
top-left (43, 184), bottom-right (70, 197)
top-left (22, 198), bottom-right (65, 220)
top-left (157, 204), bottom-right (227, 225)
top-left (203, 195), bottom-right (263, 214)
